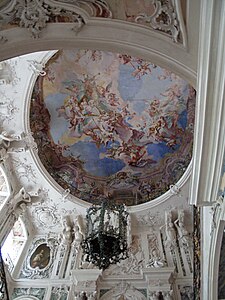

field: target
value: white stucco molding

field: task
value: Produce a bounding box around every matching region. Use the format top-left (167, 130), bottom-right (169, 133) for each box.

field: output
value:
top-left (0, 21), bottom-right (197, 85)
top-left (0, 0), bottom-right (189, 47)
top-left (190, 0), bottom-right (225, 206)
top-left (71, 269), bottom-right (102, 284)
top-left (204, 193), bottom-right (225, 300)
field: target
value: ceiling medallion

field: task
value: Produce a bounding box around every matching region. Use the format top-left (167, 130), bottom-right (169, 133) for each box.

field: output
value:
top-left (82, 202), bottom-right (129, 270)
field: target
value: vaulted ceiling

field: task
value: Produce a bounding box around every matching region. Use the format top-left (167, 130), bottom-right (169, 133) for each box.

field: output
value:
top-left (0, 1), bottom-right (225, 299)
top-left (30, 49), bottom-right (195, 206)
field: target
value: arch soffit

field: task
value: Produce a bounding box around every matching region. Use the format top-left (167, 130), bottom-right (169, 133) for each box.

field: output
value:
top-left (0, 21), bottom-right (196, 87)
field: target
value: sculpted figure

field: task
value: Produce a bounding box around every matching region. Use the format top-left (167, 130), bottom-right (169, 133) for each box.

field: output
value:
top-left (161, 211), bottom-right (177, 248)
top-left (0, 131), bottom-right (24, 158)
top-left (74, 215), bottom-right (84, 245)
top-left (62, 217), bottom-right (73, 244)
top-left (0, 130), bottom-right (21, 148)
top-left (12, 187), bottom-right (32, 213)
top-left (174, 210), bottom-right (191, 248)
top-left (74, 224), bottom-right (83, 245)
top-left (166, 222), bottom-right (177, 242)
top-left (146, 248), bottom-right (165, 268)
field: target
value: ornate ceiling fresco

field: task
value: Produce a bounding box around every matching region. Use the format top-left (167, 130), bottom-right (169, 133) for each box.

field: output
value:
top-left (30, 50), bottom-right (195, 205)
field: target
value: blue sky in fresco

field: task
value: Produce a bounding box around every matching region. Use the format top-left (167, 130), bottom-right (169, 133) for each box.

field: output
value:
top-left (44, 59), bottom-right (190, 178)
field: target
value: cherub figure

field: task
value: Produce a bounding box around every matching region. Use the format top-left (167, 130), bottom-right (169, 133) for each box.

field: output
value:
top-left (0, 130), bottom-right (22, 148)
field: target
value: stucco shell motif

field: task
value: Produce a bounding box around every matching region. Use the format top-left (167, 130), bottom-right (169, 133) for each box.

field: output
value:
top-left (30, 50), bottom-right (195, 205)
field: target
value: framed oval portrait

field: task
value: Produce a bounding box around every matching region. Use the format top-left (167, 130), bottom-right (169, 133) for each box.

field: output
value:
top-left (30, 243), bottom-right (50, 269)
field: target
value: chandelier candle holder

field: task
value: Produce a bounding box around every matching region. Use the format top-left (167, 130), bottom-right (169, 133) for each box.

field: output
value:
top-left (82, 202), bottom-right (129, 270)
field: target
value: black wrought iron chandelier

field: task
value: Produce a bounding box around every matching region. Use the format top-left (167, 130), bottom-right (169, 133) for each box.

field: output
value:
top-left (82, 201), bottom-right (129, 270)
top-left (0, 248), bottom-right (9, 300)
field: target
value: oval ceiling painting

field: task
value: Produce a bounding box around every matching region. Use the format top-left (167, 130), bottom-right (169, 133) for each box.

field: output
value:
top-left (30, 50), bottom-right (195, 205)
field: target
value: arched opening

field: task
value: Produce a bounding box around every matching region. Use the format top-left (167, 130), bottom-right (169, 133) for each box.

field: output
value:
top-left (1, 218), bottom-right (27, 273)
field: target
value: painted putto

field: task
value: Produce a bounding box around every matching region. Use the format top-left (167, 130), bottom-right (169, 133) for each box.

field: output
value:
top-left (30, 50), bottom-right (195, 205)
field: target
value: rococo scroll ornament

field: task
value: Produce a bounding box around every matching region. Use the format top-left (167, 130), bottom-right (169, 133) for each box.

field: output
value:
top-left (0, 0), bottom-right (83, 38)
top-left (135, 0), bottom-right (185, 44)
top-left (0, 0), bottom-right (112, 38)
